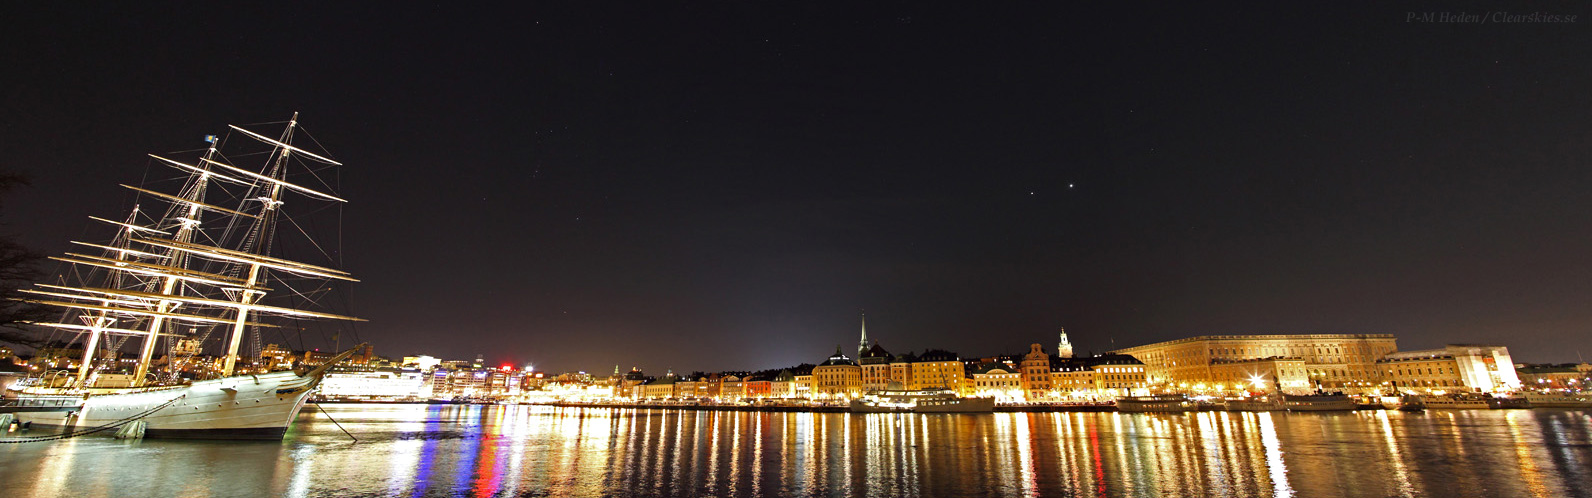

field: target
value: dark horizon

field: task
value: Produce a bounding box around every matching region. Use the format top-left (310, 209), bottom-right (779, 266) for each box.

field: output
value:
top-left (4, 4), bottom-right (1590, 373)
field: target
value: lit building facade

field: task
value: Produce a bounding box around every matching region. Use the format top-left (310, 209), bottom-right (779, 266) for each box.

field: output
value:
top-left (640, 374), bottom-right (677, 399)
top-left (794, 370), bottom-right (814, 398)
top-left (719, 375), bottom-right (745, 400)
top-left (1088, 355), bottom-right (1148, 396)
top-left (910, 349), bottom-right (966, 393)
top-left (859, 343), bottom-right (893, 392)
top-left (1515, 363), bottom-right (1590, 390)
top-left (1113, 334), bottom-right (1398, 394)
top-left (1379, 344), bottom-right (1521, 393)
top-left (770, 369), bottom-right (796, 398)
top-left (970, 362), bottom-right (1022, 402)
top-left (1207, 357), bottom-right (1308, 394)
top-left (1019, 344), bottom-right (1053, 400)
top-left (813, 347), bottom-right (861, 398)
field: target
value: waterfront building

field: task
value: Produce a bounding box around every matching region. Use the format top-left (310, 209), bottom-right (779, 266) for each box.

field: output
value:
top-left (1049, 360), bottom-right (1097, 399)
top-left (256, 343), bottom-right (296, 371)
top-left (640, 374), bottom-right (678, 399)
top-left (770, 369), bottom-right (795, 398)
top-left (744, 375), bottom-right (772, 398)
top-left (431, 366), bottom-right (517, 399)
top-left (1112, 334), bottom-right (1398, 393)
top-left (1087, 354), bottom-right (1148, 397)
top-left (912, 349), bottom-right (967, 394)
top-left (813, 347), bottom-right (861, 398)
top-left (888, 352), bottom-right (916, 390)
top-left (793, 367), bottom-right (815, 398)
top-left (1515, 363), bottom-right (1591, 390)
top-left (1207, 357), bottom-right (1309, 394)
top-left (613, 368), bottom-right (648, 398)
top-left (1019, 344), bottom-right (1053, 400)
top-left (859, 343), bottom-right (894, 392)
top-left (719, 374), bottom-right (745, 401)
top-left (674, 377), bottom-right (705, 399)
top-left (1379, 345), bottom-right (1521, 393)
top-left (970, 362), bottom-right (1022, 402)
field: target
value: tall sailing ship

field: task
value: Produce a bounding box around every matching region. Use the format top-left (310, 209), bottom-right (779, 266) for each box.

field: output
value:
top-left (2, 115), bottom-right (364, 439)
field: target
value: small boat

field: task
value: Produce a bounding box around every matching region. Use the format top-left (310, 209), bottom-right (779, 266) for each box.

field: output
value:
top-left (1396, 395), bottom-right (1426, 412)
top-left (849, 390), bottom-right (994, 413)
top-left (1115, 394), bottom-right (1194, 413)
top-left (1524, 392), bottom-right (1592, 408)
top-left (1283, 393), bottom-right (1356, 411)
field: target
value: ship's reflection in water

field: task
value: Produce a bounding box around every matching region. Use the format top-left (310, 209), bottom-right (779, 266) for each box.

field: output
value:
top-left (2, 405), bottom-right (1589, 497)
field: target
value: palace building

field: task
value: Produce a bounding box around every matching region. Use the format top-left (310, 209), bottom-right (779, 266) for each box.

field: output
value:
top-left (1379, 344), bottom-right (1520, 393)
top-left (1111, 334), bottom-right (1399, 394)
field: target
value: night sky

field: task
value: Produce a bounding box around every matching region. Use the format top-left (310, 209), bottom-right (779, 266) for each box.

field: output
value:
top-left (4, 4), bottom-right (1590, 373)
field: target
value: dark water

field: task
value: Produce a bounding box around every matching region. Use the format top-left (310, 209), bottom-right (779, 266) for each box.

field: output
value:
top-left (2, 405), bottom-right (1589, 497)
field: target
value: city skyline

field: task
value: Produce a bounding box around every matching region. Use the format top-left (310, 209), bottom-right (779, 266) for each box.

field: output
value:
top-left (5, 4), bottom-right (1592, 373)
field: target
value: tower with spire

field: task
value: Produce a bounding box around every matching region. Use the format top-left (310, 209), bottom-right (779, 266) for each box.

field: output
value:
top-left (1057, 327), bottom-right (1074, 358)
top-left (858, 312), bottom-right (869, 358)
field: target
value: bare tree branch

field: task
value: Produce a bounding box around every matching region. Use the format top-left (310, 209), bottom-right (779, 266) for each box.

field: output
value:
top-left (0, 172), bottom-right (50, 348)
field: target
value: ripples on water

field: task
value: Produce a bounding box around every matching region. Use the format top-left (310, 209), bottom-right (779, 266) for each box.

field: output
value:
top-left (2, 405), bottom-right (1588, 497)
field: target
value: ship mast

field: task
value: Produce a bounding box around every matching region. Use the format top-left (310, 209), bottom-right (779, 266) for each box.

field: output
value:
top-left (217, 113), bottom-right (359, 376)
top-left (20, 114), bottom-right (361, 388)
top-left (69, 207), bottom-right (144, 388)
top-left (220, 114), bottom-right (293, 377)
top-left (130, 136), bottom-right (222, 385)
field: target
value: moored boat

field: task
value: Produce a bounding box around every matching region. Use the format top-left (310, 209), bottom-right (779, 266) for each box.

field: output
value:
top-left (1524, 392), bottom-right (1592, 409)
top-left (1283, 393), bottom-right (1356, 411)
top-left (1225, 396), bottom-right (1284, 412)
top-left (1115, 394), bottom-right (1194, 413)
top-left (9, 348), bottom-right (359, 439)
top-left (1396, 395), bottom-right (1426, 412)
top-left (850, 390), bottom-right (994, 413)
top-left (1423, 394), bottom-right (1493, 410)
top-left (3, 115), bottom-right (363, 440)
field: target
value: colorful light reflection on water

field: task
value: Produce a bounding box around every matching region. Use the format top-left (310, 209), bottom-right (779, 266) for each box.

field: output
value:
top-left (2, 405), bottom-right (1589, 497)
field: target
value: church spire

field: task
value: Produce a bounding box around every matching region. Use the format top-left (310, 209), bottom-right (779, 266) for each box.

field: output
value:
top-left (1057, 327), bottom-right (1074, 358)
top-left (858, 312), bottom-right (869, 358)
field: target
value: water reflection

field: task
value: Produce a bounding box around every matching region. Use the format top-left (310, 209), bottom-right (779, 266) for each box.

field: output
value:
top-left (2, 406), bottom-right (1590, 497)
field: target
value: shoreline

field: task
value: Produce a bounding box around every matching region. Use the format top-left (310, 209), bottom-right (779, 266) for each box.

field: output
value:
top-left (310, 399), bottom-right (1120, 412)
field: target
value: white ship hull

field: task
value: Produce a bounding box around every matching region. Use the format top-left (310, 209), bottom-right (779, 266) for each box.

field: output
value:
top-left (912, 397), bottom-right (995, 413)
top-left (1524, 392), bottom-right (1592, 408)
top-left (1225, 398), bottom-right (1284, 412)
top-left (10, 370), bottom-right (323, 440)
top-left (1282, 394), bottom-right (1357, 412)
top-left (849, 390), bottom-right (995, 413)
top-left (1422, 395), bottom-right (1494, 410)
top-left (1115, 395), bottom-right (1193, 413)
